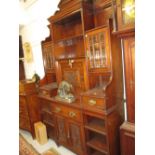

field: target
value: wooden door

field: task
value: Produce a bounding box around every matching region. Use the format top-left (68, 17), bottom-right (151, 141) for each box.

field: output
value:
top-left (68, 120), bottom-right (85, 155)
top-left (123, 37), bottom-right (135, 123)
top-left (55, 115), bottom-right (68, 147)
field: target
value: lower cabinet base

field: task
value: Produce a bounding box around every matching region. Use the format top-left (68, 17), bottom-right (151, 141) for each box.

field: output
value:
top-left (120, 122), bottom-right (135, 155)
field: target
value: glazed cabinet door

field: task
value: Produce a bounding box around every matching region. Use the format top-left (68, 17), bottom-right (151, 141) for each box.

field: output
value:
top-left (55, 115), bottom-right (68, 147)
top-left (68, 121), bottom-right (85, 155)
top-left (123, 37), bottom-right (135, 123)
top-left (85, 27), bottom-right (111, 73)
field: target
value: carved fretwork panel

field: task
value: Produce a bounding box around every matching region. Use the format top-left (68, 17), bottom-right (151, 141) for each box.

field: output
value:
top-left (56, 116), bottom-right (68, 145)
top-left (64, 70), bottom-right (81, 87)
top-left (57, 58), bottom-right (89, 97)
top-left (57, 0), bottom-right (86, 11)
top-left (69, 122), bottom-right (83, 154)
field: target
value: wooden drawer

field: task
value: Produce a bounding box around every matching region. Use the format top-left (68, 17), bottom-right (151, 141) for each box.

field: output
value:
top-left (51, 104), bottom-right (82, 122)
top-left (82, 96), bottom-right (105, 111)
top-left (39, 83), bottom-right (58, 97)
top-left (19, 117), bottom-right (31, 131)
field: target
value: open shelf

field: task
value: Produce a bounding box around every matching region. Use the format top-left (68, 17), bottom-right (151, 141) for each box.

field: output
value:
top-left (86, 137), bottom-right (108, 154)
top-left (41, 110), bottom-right (55, 126)
top-left (88, 147), bottom-right (108, 155)
top-left (53, 10), bottom-right (81, 25)
top-left (44, 122), bottom-right (56, 140)
top-left (43, 120), bottom-right (55, 127)
top-left (84, 114), bottom-right (106, 135)
top-left (85, 119), bottom-right (106, 135)
top-left (54, 33), bottom-right (83, 44)
top-left (52, 11), bottom-right (83, 43)
top-left (54, 34), bottom-right (85, 59)
top-left (86, 131), bottom-right (108, 154)
top-left (92, 152), bottom-right (107, 155)
top-left (42, 109), bottom-right (52, 115)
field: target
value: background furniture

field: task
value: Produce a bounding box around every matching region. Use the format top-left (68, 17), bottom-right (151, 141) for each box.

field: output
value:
top-left (115, 0), bottom-right (135, 154)
top-left (19, 80), bottom-right (40, 138)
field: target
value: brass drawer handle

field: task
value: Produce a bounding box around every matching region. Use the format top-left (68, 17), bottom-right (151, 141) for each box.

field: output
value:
top-left (42, 90), bottom-right (47, 95)
top-left (55, 107), bottom-right (61, 113)
top-left (69, 111), bottom-right (76, 118)
top-left (88, 99), bottom-right (96, 106)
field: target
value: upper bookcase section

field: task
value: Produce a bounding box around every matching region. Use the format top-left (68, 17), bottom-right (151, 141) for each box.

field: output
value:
top-left (51, 11), bottom-right (83, 42)
top-left (48, 0), bottom-right (94, 35)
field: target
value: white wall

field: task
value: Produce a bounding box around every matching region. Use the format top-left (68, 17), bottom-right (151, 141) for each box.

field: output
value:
top-left (19, 0), bottom-right (60, 79)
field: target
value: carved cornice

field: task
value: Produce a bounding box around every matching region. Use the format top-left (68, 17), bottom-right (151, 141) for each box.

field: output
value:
top-left (58, 0), bottom-right (91, 9)
top-left (112, 28), bottom-right (135, 38)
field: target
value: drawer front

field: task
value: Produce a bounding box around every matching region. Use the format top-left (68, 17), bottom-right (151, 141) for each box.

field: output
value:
top-left (39, 89), bottom-right (57, 97)
top-left (82, 96), bottom-right (105, 110)
top-left (19, 117), bottom-right (31, 131)
top-left (39, 90), bottom-right (51, 97)
top-left (64, 106), bottom-right (82, 122)
top-left (51, 104), bottom-right (82, 122)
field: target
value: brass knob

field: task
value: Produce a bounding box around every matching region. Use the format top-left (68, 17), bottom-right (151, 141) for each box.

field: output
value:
top-left (55, 107), bottom-right (61, 113)
top-left (42, 90), bottom-right (47, 95)
top-left (69, 111), bottom-right (76, 118)
top-left (88, 99), bottom-right (96, 106)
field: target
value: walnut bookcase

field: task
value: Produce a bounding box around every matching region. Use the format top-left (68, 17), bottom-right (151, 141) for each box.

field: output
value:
top-left (39, 1), bottom-right (124, 155)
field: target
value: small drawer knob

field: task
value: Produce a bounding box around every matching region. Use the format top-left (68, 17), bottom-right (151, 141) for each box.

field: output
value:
top-left (88, 99), bottom-right (96, 106)
top-left (55, 107), bottom-right (61, 113)
top-left (42, 90), bottom-right (47, 95)
top-left (69, 111), bottom-right (76, 118)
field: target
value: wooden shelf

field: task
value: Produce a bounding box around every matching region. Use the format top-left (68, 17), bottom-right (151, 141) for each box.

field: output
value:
top-left (53, 10), bottom-right (82, 24)
top-left (43, 120), bottom-right (55, 127)
top-left (86, 136), bottom-right (108, 154)
top-left (92, 151), bottom-right (107, 155)
top-left (85, 119), bottom-right (106, 136)
top-left (42, 109), bottom-right (52, 115)
top-left (54, 33), bottom-right (83, 44)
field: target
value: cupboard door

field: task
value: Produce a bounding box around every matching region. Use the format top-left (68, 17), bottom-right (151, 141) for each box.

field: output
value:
top-left (68, 121), bottom-right (84, 155)
top-left (85, 27), bottom-right (111, 72)
top-left (123, 37), bottom-right (135, 123)
top-left (56, 115), bottom-right (68, 146)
